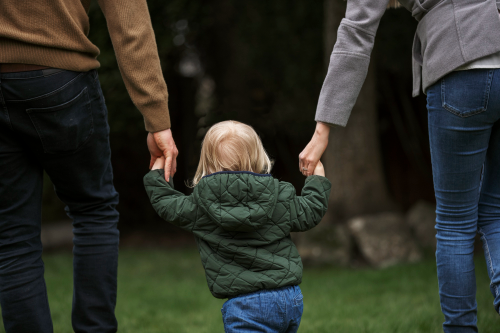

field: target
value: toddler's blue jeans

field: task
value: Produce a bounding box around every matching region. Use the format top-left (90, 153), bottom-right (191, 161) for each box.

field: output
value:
top-left (222, 285), bottom-right (303, 333)
top-left (427, 68), bottom-right (500, 332)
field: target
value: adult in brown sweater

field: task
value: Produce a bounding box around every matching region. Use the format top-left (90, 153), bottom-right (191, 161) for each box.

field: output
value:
top-left (0, 0), bottom-right (177, 332)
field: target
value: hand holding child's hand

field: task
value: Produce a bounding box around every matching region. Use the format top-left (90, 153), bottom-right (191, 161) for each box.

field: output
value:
top-left (313, 161), bottom-right (325, 177)
top-left (152, 156), bottom-right (166, 171)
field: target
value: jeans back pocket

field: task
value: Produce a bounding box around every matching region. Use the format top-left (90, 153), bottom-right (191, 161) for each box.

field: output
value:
top-left (293, 291), bottom-right (303, 306)
top-left (27, 87), bottom-right (93, 154)
top-left (441, 69), bottom-right (494, 117)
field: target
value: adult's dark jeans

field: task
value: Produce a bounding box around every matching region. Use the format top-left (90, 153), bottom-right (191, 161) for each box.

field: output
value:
top-left (0, 69), bottom-right (119, 332)
top-left (427, 68), bottom-right (500, 333)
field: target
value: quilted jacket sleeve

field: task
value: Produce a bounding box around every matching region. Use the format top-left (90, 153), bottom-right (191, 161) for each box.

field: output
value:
top-left (289, 175), bottom-right (332, 232)
top-left (143, 170), bottom-right (196, 231)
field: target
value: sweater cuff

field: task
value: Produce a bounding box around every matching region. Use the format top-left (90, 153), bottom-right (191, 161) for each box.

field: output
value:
top-left (142, 101), bottom-right (171, 132)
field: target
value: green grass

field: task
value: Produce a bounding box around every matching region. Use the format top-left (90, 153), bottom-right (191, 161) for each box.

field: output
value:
top-left (0, 248), bottom-right (498, 332)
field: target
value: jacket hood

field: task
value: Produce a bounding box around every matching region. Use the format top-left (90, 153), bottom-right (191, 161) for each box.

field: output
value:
top-left (193, 171), bottom-right (279, 232)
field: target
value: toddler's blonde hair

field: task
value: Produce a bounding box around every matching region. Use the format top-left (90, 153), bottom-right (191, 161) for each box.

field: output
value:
top-left (191, 121), bottom-right (272, 186)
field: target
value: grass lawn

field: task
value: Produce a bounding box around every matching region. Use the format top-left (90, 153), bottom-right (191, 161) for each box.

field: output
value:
top-left (0, 248), bottom-right (498, 332)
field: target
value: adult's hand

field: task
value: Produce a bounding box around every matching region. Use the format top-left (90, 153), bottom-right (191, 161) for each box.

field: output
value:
top-left (147, 129), bottom-right (178, 181)
top-left (299, 122), bottom-right (330, 177)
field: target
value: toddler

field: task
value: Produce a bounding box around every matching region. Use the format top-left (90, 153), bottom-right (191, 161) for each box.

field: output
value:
top-left (144, 121), bottom-right (331, 333)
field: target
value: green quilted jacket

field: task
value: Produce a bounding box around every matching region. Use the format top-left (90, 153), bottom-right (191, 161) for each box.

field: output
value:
top-left (144, 170), bottom-right (331, 299)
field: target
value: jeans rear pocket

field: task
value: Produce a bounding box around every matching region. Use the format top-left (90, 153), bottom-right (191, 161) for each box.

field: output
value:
top-left (27, 87), bottom-right (93, 154)
top-left (441, 69), bottom-right (494, 117)
top-left (294, 291), bottom-right (303, 306)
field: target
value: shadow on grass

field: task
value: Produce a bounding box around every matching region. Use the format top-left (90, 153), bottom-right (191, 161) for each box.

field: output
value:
top-left (0, 247), bottom-right (497, 332)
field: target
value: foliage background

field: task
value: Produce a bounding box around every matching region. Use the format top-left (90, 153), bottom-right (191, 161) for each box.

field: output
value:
top-left (28, 1), bottom-right (500, 332)
top-left (41, 0), bottom-right (434, 234)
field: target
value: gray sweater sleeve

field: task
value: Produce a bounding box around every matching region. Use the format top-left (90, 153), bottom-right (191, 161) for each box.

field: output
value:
top-left (315, 0), bottom-right (389, 126)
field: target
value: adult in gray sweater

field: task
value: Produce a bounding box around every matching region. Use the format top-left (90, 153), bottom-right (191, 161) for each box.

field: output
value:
top-left (299, 0), bottom-right (500, 332)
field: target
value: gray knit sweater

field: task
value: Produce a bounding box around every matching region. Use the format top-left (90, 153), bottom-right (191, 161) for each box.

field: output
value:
top-left (316, 0), bottom-right (500, 127)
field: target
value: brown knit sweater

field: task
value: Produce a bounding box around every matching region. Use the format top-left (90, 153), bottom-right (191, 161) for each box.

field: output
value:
top-left (0, 0), bottom-right (170, 132)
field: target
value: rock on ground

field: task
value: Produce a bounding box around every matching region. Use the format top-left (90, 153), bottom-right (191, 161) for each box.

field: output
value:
top-left (406, 201), bottom-right (436, 250)
top-left (292, 223), bottom-right (352, 266)
top-left (348, 212), bottom-right (422, 268)
top-left (41, 221), bottom-right (73, 249)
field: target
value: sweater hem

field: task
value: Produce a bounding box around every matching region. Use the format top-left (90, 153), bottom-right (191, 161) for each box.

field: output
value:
top-left (0, 40), bottom-right (100, 72)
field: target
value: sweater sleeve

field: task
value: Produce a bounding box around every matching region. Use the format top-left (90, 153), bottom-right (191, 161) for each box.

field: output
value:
top-left (315, 0), bottom-right (389, 126)
top-left (97, 0), bottom-right (170, 132)
top-left (289, 176), bottom-right (331, 232)
top-left (144, 170), bottom-right (196, 231)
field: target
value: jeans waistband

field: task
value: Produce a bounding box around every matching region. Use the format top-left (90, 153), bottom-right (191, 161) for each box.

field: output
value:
top-left (228, 285), bottom-right (299, 300)
top-left (0, 63), bottom-right (51, 73)
top-left (0, 68), bottom-right (76, 80)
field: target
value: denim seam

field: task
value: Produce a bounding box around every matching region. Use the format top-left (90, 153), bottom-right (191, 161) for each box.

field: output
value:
top-left (73, 89), bottom-right (95, 154)
top-left (41, 274), bottom-right (54, 330)
top-left (1, 72), bottom-right (51, 80)
top-left (441, 70), bottom-right (494, 117)
top-left (221, 304), bottom-right (227, 332)
top-left (43, 69), bottom-right (65, 78)
top-left (0, 69), bottom-right (64, 80)
top-left (484, 70), bottom-right (494, 112)
top-left (0, 83), bottom-right (14, 131)
top-left (281, 290), bottom-right (287, 333)
top-left (478, 228), bottom-right (499, 298)
top-left (293, 292), bottom-right (303, 306)
top-left (26, 87), bottom-right (94, 154)
top-left (7, 72), bottom-right (84, 102)
top-left (478, 163), bottom-right (485, 196)
top-left (90, 71), bottom-right (109, 125)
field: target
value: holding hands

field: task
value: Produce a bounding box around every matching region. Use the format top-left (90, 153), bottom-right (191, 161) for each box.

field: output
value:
top-left (313, 161), bottom-right (325, 177)
top-left (148, 129), bottom-right (179, 181)
top-left (148, 122), bottom-right (329, 181)
top-left (152, 156), bottom-right (166, 171)
top-left (299, 122), bottom-right (330, 177)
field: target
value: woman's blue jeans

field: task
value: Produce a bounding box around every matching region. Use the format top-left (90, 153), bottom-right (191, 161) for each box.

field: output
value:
top-left (427, 69), bottom-right (500, 332)
top-left (0, 69), bottom-right (119, 332)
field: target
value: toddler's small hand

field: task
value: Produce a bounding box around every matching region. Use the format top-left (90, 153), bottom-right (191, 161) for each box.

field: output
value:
top-left (152, 156), bottom-right (166, 171)
top-left (313, 161), bottom-right (325, 177)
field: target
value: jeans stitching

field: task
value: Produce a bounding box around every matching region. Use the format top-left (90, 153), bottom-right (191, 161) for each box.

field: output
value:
top-left (1, 72), bottom-right (50, 80)
top-left (41, 275), bottom-right (53, 330)
top-left (478, 228), bottom-right (499, 298)
top-left (293, 292), bottom-right (303, 306)
top-left (0, 85), bottom-right (14, 131)
top-left (441, 71), bottom-right (494, 117)
top-left (27, 110), bottom-right (48, 152)
top-left (221, 304), bottom-right (227, 332)
top-left (1, 69), bottom-right (65, 80)
top-left (90, 72), bottom-right (110, 134)
top-left (7, 72), bottom-right (84, 102)
top-left (479, 163), bottom-right (485, 195)
top-left (485, 70), bottom-right (494, 111)
top-left (281, 290), bottom-right (287, 333)
top-left (43, 69), bottom-right (65, 78)
top-left (26, 87), bottom-right (94, 154)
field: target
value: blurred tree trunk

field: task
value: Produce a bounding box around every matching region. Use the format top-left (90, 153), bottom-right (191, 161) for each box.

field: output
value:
top-left (322, 0), bottom-right (394, 223)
